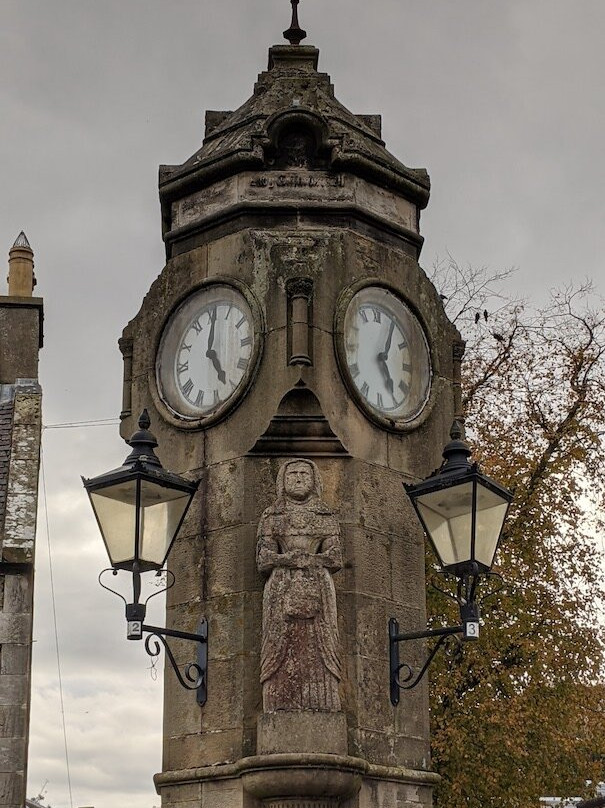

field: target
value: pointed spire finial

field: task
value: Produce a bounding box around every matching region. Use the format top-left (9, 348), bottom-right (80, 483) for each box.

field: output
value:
top-left (12, 231), bottom-right (31, 250)
top-left (284, 0), bottom-right (307, 45)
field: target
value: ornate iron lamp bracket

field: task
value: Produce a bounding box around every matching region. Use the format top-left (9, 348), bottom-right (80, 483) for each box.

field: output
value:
top-left (99, 568), bottom-right (209, 705)
top-left (389, 618), bottom-right (463, 704)
top-left (143, 619), bottom-right (208, 706)
top-left (389, 570), bottom-right (504, 704)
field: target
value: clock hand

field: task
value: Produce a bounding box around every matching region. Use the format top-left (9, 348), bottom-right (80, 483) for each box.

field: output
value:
top-left (377, 320), bottom-right (395, 362)
top-left (206, 350), bottom-right (226, 384)
top-left (207, 305), bottom-right (217, 351)
top-left (376, 320), bottom-right (396, 399)
top-left (205, 307), bottom-right (226, 383)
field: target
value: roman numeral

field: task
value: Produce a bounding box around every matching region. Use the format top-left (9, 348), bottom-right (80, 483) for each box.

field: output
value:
top-left (213, 389), bottom-right (220, 405)
top-left (372, 308), bottom-right (381, 323)
top-left (194, 390), bottom-right (204, 408)
top-left (236, 315), bottom-right (246, 329)
top-left (181, 378), bottom-right (194, 398)
top-left (237, 357), bottom-right (248, 370)
top-left (191, 319), bottom-right (203, 334)
top-left (348, 362), bottom-right (360, 379)
top-left (229, 378), bottom-right (237, 390)
top-left (359, 309), bottom-right (369, 323)
top-left (240, 335), bottom-right (252, 347)
top-left (399, 379), bottom-right (410, 396)
top-left (398, 339), bottom-right (407, 350)
top-left (180, 342), bottom-right (192, 353)
top-left (224, 305), bottom-right (233, 320)
top-left (177, 361), bottom-right (189, 374)
top-left (360, 381), bottom-right (369, 397)
top-left (376, 392), bottom-right (384, 408)
top-left (402, 362), bottom-right (412, 373)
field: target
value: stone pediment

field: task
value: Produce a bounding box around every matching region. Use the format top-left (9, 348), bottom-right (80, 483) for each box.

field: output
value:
top-left (248, 385), bottom-right (349, 457)
top-left (159, 45), bottom-right (430, 218)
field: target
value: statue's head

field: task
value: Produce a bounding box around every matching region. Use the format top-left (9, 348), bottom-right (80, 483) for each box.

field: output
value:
top-left (277, 458), bottom-right (322, 503)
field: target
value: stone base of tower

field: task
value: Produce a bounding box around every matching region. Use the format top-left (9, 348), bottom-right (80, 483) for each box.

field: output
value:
top-left (154, 755), bottom-right (439, 808)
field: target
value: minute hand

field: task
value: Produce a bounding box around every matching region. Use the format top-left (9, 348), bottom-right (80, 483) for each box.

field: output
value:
top-left (378, 320), bottom-right (395, 362)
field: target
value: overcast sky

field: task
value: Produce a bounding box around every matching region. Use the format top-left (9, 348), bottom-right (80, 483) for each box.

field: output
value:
top-left (2, 2), bottom-right (604, 806)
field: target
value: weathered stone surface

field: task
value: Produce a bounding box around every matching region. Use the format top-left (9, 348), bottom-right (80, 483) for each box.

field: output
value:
top-left (0, 615), bottom-right (29, 644)
top-left (2, 572), bottom-right (31, 614)
top-left (0, 676), bottom-right (27, 707)
top-left (257, 460), bottom-right (342, 714)
top-left (0, 738), bottom-right (25, 771)
top-left (0, 707), bottom-right (25, 739)
top-left (0, 645), bottom-right (29, 675)
top-left (0, 302), bottom-right (42, 385)
top-left (0, 771), bottom-right (23, 805)
top-left (258, 712), bottom-right (347, 756)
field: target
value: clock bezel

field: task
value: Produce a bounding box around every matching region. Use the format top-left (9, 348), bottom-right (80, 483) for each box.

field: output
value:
top-left (152, 278), bottom-right (264, 430)
top-left (334, 280), bottom-right (437, 432)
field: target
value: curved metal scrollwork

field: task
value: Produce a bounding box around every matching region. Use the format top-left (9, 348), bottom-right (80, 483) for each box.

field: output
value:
top-left (144, 632), bottom-right (204, 690)
top-left (142, 618), bottom-right (208, 705)
top-left (392, 632), bottom-right (462, 693)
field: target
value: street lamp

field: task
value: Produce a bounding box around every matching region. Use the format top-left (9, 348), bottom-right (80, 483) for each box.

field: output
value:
top-left (82, 409), bottom-right (208, 704)
top-left (389, 420), bottom-right (513, 704)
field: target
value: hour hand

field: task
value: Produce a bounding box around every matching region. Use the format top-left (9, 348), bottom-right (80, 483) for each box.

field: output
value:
top-left (377, 355), bottom-right (395, 396)
top-left (206, 349), bottom-right (226, 384)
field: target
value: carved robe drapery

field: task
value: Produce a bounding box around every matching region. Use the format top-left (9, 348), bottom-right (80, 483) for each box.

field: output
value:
top-left (256, 459), bottom-right (342, 712)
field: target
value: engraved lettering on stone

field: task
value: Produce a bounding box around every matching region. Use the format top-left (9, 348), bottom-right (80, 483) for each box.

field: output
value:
top-left (257, 459), bottom-right (342, 712)
top-left (250, 174), bottom-right (345, 189)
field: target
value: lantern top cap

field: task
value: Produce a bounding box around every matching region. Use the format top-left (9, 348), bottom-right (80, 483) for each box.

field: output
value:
top-left (283, 0), bottom-right (307, 45)
top-left (439, 419), bottom-right (474, 476)
top-left (124, 409), bottom-right (161, 468)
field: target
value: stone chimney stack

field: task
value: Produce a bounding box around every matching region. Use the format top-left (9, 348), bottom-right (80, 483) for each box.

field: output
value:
top-left (0, 234), bottom-right (43, 384)
top-left (7, 231), bottom-right (36, 297)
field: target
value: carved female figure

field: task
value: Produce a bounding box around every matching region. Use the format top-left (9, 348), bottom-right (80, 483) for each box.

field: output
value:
top-left (256, 459), bottom-right (342, 712)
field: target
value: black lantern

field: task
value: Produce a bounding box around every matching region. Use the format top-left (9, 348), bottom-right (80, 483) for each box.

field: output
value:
top-left (405, 420), bottom-right (512, 578)
top-left (83, 410), bottom-right (198, 573)
top-left (389, 421), bottom-right (513, 703)
top-left (83, 410), bottom-right (208, 703)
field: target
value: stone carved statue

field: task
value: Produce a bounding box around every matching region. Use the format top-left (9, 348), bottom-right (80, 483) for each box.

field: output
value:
top-left (256, 459), bottom-right (343, 712)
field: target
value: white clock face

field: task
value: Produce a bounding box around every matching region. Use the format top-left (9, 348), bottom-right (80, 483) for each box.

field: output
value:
top-left (342, 287), bottom-right (431, 422)
top-left (156, 285), bottom-right (256, 419)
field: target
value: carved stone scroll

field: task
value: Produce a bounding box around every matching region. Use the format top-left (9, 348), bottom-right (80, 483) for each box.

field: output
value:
top-left (256, 459), bottom-right (342, 712)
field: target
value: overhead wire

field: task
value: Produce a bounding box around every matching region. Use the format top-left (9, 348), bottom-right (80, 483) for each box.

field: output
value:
top-left (43, 418), bottom-right (119, 430)
top-left (40, 444), bottom-right (74, 808)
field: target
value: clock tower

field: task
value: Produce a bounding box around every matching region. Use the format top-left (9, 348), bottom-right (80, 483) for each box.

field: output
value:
top-left (119, 8), bottom-right (462, 808)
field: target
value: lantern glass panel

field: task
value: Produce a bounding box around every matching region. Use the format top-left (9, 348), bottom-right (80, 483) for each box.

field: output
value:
top-left (138, 480), bottom-right (192, 567)
top-left (416, 480), bottom-right (474, 568)
top-left (474, 481), bottom-right (509, 568)
top-left (89, 480), bottom-right (138, 566)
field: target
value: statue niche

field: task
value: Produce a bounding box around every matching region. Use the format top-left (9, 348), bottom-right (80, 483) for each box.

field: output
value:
top-left (256, 459), bottom-right (342, 712)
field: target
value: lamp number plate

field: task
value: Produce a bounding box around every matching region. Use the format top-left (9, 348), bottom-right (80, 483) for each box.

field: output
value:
top-left (464, 621), bottom-right (480, 640)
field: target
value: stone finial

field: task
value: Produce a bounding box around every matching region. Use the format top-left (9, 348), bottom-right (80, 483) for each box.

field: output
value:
top-left (283, 0), bottom-right (307, 45)
top-left (12, 231), bottom-right (31, 249)
top-left (7, 231), bottom-right (36, 297)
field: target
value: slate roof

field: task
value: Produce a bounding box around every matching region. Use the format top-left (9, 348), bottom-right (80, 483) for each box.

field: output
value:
top-left (0, 396), bottom-right (14, 532)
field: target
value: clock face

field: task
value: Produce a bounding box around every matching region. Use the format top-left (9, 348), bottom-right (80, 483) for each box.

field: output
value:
top-left (156, 284), bottom-right (256, 420)
top-left (342, 286), bottom-right (431, 423)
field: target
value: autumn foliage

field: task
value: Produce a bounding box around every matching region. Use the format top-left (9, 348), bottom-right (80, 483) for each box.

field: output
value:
top-left (428, 261), bottom-right (605, 807)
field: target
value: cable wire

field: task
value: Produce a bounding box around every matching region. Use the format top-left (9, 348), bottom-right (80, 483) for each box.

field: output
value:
top-left (40, 444), bottom-right (74, 808)
top-left (43, 418), bottom-right (119, 430)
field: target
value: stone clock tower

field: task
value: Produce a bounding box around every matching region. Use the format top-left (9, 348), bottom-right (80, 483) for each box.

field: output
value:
top-left (119, 10), bottom-right (461, 808)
